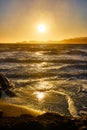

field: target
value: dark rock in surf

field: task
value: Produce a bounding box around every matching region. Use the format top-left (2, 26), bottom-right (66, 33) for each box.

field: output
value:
top-left (5, 89), bottom-right (16, 97)
top-left (0, 110), bottom-right (3, 118)
top-left (0, 73), bottom-right (16, 97)
top-left (0, 73), bottom-right (12, 90)
top-left (0, 88), bottom-right (2, 98)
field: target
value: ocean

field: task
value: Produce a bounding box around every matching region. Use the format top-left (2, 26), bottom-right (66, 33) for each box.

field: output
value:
top-left (0, 43), bottom-right (87, 117)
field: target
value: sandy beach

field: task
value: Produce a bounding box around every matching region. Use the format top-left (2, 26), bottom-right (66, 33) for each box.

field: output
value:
top-left (0, 100), bottom-right (87, 130)
top-left (0, 100), bottom-right (43, 117)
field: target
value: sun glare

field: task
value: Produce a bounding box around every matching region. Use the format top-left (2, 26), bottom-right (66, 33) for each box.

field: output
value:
top-left (38, 24), bottom-right (46, 33)
top-left (37, 92), bottom-right (44, 100)
top-left (34, 92), bottom-right (46, 101)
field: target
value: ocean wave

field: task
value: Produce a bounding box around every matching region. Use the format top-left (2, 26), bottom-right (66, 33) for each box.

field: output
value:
top-left (0, 58), bottom-right (87, 64)
top-left (0, 44), bottom-right (87, 117)
top-left (65, 49), bottom-right (87, 56)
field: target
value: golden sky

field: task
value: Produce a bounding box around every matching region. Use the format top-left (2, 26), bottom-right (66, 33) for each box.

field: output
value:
top-left (0, 0), bottom-right (87, 43)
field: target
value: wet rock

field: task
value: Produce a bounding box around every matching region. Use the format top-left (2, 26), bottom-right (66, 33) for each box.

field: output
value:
top-left (0, 88), bottom-right (2, 98)
top-left (5, 90), bottom-right (16, 97)
top-left (79, 126), bottom-right (87, 130)
top-left (0, 73), bottom-right (12, 90)
top-left (0, 73), bottom-right (16, 97)
top-left (0, 110), bottom-right (3, 118)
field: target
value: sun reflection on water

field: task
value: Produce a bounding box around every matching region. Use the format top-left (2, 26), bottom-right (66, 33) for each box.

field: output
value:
top-left (36, 81), bottom-right (53, 90)
top-left (35, 51), bottom-right (43, 56)
top-left (34, 92), bottom-right (46, 101)
top-left (35, 62), bottom-right (48, 70)
top-left (33, 81), bottom-right (53, 101)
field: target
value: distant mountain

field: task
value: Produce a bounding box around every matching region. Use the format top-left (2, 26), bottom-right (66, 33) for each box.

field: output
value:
top-left (16, 37), bottom-right (87, 44)
top-left (60, 37), bottom-right (87, 44)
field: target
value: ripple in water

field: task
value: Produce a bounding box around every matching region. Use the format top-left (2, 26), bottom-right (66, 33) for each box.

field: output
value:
top-left (0, 44), bottom-right (87, 117)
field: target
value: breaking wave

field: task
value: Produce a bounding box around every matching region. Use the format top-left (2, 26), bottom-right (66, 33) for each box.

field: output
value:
top-left (0, 44), bottom-right (87, 117)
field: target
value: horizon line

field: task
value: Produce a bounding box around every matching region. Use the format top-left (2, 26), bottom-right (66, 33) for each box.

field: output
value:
top-left (0, 36), bottom-right (87, 44)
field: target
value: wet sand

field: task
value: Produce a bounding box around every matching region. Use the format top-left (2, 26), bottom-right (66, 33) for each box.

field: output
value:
top-left (0, 100), bottom-right (43, 117)
top-left (0, 100), bottom-right (87, 130)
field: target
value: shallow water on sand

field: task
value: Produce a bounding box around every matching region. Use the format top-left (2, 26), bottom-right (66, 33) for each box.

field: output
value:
top-left (0, 43), bottom-right (87, 117)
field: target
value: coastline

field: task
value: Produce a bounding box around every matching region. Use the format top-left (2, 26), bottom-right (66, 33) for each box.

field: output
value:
top-left (0, 100), bottom-right (87, 130)
top-left (0, 100), bottom-right (43, 117)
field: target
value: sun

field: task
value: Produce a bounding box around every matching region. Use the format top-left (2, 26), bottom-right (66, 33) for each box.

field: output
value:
top-left (38, 24), bottom-right (46, 33)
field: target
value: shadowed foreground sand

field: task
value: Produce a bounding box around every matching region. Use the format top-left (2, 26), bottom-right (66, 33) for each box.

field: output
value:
top-left (0, 100), bottom-right (87, 130)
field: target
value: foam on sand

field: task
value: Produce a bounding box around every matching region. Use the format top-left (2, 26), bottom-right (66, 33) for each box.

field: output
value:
top-left (51, 90), bottom-right (79, 117)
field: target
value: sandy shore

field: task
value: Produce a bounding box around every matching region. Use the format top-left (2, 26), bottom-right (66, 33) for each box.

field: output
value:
top-left (0, 100), bottom-right (43, 117)
top-left (0, 100), bottom-right (87, 130)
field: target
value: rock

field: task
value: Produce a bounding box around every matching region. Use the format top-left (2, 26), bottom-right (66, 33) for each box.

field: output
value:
top-left (0, 73), bottom-right (16, 97)
top-left (0, 73), bottom-right (12, 90)
top-left (0, 88), bottom-right (2, 98)
top-left (5, 89), bottom-right (16, 97)
top-left (79, 126), bottom-right (87, 130)
top-left (0, 110), bottom-right (3, 118)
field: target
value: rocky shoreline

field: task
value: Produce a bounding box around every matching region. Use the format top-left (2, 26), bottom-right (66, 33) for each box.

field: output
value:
top-left (0, 73), bottom-right (87, 130)
top-left (0, 102), bottom-right (87, 130)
